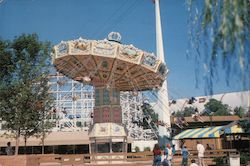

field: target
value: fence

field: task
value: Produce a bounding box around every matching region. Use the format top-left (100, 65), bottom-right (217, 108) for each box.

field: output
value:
top-left (0, 149), bottom-right (238, 166)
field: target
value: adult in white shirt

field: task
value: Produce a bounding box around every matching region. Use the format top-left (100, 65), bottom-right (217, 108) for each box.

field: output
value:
top-left (164, 144), bottom-right (173, 166)
top-left (196, 141), bottom-right (205, 166)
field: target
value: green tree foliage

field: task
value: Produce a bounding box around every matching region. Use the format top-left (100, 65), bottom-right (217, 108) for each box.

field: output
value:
top-left (187, 0), bottom-right (250, 94)
top-left (143, 147), bottom-right (151, 152)
top-left (0, 34), bottom-right (54, 155)
top-left (238, 119), bottom-right (250, 134)
top-left (204, 98), bottom-right (231, 116)
top-left (141, 103), bottom-right (158, 131)
top-left (0, 40), bottom-right (14, 81)
top-left (134, 146), bottom-right (140, 152)
top-left (233, 106), bottom-right (246, 118)
top-left (175, 106), bottom-right (194, 117)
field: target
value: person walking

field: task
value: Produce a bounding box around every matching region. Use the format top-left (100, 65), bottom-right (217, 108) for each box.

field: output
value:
top-left (171, 144), bottom-right (176, 164)
top-left (164, 143), bottom-right (173, 166)
top-left (181, 146), bottom-right (189, 166)
top-left (152, 143), bottom-right (161, 166)
top-left (5, 142), bottom-right (14, 155)
top-left (196, 141), bottom-right (205, 166)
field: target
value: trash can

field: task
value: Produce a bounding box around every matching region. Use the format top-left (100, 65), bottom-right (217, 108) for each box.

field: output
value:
top-left (228, 154), bottom-right (240, 166)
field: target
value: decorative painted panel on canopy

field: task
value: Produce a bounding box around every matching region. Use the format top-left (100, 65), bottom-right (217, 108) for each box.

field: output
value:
top-left (52, 33), bottom-right (168, 91)
top-left (89, 123), bottom-right (127, 139)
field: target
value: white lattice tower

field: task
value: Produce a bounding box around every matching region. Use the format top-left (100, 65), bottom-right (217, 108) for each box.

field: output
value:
top-left (121, 92), bottom-right (144, 140)
top-left (48, 72), bottom-right (94, 131)
top-left (120, 92), bottom-right (158, 140)
top-left (49, 73), bottom-right (158, 139)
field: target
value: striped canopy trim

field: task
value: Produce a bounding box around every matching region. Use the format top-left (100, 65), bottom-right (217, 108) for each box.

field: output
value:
top-left (173, 125), bottom-right (244, 139)
top-left (173, 126), bottom-right (222, 139)
top-left (223, 124), bottom-right (243, 134)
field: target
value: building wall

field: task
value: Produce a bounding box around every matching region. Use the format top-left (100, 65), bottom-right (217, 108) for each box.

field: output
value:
top-left (131, 140), bottom-right (158, 152)
top-left (180, 138), bottom-right (222, 150)
top-left (170, 91), bottom-right (250, 113)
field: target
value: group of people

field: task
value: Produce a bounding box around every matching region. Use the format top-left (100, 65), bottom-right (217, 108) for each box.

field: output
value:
top-left (152, 141), bottom-right (207, 166)
top-left (152, 143), bottom-right (175, 166)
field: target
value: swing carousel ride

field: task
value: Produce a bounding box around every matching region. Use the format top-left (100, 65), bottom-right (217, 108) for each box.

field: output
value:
top-left (52, 32), bottom-right (168, 153)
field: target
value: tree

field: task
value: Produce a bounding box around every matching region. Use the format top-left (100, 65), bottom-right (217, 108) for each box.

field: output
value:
top-left (141, 103), bottom-right (158, 131)
top-left (204, 98), bottom-right (231, 116)
top-left (238, 119), bottom-right (250, 134)
top-left (0, 34), bottom-right (54, 155)
top-left (187, 0), bottom-right (250, 94)
top-left (175, 106), bottom-right (194, 117)
top-left (246, 109), bottom-right (250, 118)
top-left (233, 106), bottom-right (246, 118)
top-left (0, 40), bottom-right (14, 81)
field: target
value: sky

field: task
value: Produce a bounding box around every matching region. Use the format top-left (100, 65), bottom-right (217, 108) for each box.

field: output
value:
top-left (0, 0), bottom-right (246, 99)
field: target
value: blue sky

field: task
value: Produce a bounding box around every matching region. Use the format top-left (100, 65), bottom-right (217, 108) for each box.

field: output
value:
top-left (0, 0), bottom-right (244, 99)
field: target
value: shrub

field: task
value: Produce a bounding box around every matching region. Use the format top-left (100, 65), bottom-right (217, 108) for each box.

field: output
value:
top-left (240, 152), bottom-right (250, 165)
top-left (144, 147), bottom-right (151, 151)
top-left (213, 157), bottom-right (226, 166)
top-left (135, 146), bottom-right (140, 152)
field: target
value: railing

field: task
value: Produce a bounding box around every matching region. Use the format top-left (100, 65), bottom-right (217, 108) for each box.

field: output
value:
top-left (174, 148), bottom-right (238, 157)
top-left (173, 149), bottom-right (238, 166)
top-left (0, 149), bottom-right (235, 166)
top-left (83, 152), bottom-right (153, 163)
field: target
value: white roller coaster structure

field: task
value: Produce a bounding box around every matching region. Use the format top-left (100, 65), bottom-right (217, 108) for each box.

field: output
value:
top-left (48, 72), bottom-right (158, 140)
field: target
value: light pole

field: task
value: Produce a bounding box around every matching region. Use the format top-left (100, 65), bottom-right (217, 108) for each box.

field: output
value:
top-left (154, 0), bottom-right (171, 146)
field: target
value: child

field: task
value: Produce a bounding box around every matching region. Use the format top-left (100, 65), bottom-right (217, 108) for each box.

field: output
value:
top-left (163, 144), bottom-right (173, 166)
top-left (190, 159), bottom-right (198, 166)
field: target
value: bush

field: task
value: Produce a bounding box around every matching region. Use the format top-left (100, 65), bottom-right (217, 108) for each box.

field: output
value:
top-left (240, 152), bottom-right (250, 165)
top-left (213, 157), bottom-right (226, 166)
top-left (135, 146), bottom-right (140, 152)
top-left (144, 147), bottom-right (151, 151)
top-left (214, 153), bottom-right (250, 165)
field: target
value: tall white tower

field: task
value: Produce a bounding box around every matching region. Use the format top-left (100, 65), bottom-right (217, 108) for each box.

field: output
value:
top-left (154, 0), bottom-right (171, 145)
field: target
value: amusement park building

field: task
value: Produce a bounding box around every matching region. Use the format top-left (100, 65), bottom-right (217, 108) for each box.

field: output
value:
top-left (169, 90), bottom-right (250, 114)
top-left (0, 90), bottom-right (249, 154)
